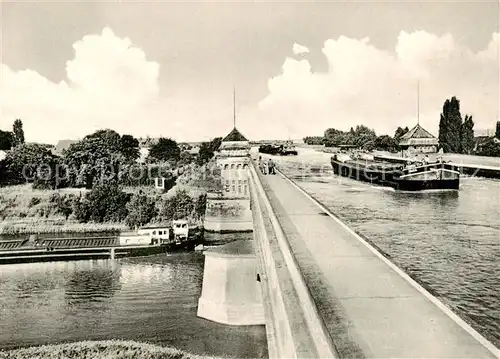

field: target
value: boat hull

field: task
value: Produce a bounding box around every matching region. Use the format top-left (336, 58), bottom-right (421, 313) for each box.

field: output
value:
top-left (331, 158), bottom-right (459, 191)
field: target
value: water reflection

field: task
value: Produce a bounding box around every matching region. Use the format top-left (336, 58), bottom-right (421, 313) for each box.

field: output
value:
top-left (0, 256), bottom-right (267, 358)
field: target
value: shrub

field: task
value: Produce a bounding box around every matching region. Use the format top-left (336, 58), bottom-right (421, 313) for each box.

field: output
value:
top-left (74, 183), bottom-right (131, 223)
top-left (125, 191), bottom-right (158, 228)
top-left (157, 189), bottom-right (194, 221)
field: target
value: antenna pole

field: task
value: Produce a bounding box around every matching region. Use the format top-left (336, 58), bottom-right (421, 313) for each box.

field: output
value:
top-left (417, 80), bottom-right (420, 125)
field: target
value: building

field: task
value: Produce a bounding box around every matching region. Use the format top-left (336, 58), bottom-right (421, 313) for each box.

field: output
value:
top-left (217, 127), bottom-right (251, 198)
top-left (398, 123), bottom-right (438, 156)
top-left (203, 126), bottom-right (253, 233)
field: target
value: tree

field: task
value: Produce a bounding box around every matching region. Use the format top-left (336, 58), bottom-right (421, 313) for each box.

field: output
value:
top-left (303, 136), bottom-right (325, 145)
top-left (125, 191), bottom-right (157, 228)
top-left (352, 125), bottom-right (377, 147)
top-left (73, 182), bottom-right (130, 223)
top-left (148, 138), bottom-right (180, 162)
top-left (197, 142), bottom-right (214, 165)
top-left (374, 135), bottom-right (398, 152)
top-left (439, 97), bottom-right (462, 153)
top-left (496, 121), bottom-right (500, 139)
top-left (0, 130), bottom-right (13, 150)
top-left (63, 129), bottom-right (127, 189)
top-left (158, 189), bottom-right (194, 221)
top-left (3, 143), bottom-right (62, 189)
top-left (210, 137), bottom-right (222, 152)
top-left (394, 126), bottom-right (409, 142)
top-left (476, 138), bottom-right (500, 157)
top-left (460, 115), bottom-right (475, 154)
top-left (120, 134), bottom-right (140, 162)
top-left (12, 119), bottom-right (25, 146)
top-left (197, 136), bottom-right (222, 166)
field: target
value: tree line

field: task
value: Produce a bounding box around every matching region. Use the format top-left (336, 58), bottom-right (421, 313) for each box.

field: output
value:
top-left (0, 120), bottom-right (223, 229)
top-left (304, 125), bottom-right (410, 152)
top-left (303, 96), bottom-right (500, 157)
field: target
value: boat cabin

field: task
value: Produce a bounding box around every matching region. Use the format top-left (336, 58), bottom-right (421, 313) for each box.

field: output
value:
top-left (172, 220), bottom-right (189, 240)
top-left (119, 226), bottom-right (171, 246)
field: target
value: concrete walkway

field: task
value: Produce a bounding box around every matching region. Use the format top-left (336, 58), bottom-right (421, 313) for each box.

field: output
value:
top-left (257, 168), bottom-right (499, 358)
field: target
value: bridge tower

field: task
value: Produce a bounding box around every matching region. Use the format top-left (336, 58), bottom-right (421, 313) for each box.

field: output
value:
top-left (198, 104), bottom-right (264, 325)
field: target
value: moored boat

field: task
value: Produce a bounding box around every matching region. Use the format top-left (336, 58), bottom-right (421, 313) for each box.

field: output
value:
top-left (331, 152), bottom-right (460, 191)
top-left (259, 142), bottom-right (298, 156)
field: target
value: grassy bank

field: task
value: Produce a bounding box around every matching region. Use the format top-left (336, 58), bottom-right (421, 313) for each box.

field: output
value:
top-left (0, 340), bottom-right (223, 359)
top-left (0, 184), bottom-right (126, 235)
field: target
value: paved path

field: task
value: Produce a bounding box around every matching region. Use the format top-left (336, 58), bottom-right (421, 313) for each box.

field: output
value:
top-left (256, 166), bottom-right (499, 358)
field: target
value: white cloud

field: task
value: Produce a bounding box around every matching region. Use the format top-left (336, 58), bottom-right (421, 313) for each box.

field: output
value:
top-left (258, 31), bottom-right (500, 138)
top-left (0, 27), bottom-right (231, 144)
top-left (1, 28), bottom-right (498, 143)
top-left (292, 43), bottom-right (310, 55)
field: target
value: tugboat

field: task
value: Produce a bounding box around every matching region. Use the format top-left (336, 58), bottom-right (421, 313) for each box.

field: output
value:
top-left (118, 220), bottom-right (201, 251)
top-left (330, 152), bottom-right (460, 191)
top-left (167, 219), bottom-right (200, 251)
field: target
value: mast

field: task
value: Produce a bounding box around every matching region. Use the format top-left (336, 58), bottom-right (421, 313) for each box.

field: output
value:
top-left (233, 86), bottom-right (236, 129)
top-left (417, 80), bottom-right (420, 125)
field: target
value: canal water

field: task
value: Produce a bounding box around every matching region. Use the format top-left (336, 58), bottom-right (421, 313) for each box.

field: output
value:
top-left (0, 252), bottom-right (268, 358)
top-left (271, 147), bottom-right (500, 349)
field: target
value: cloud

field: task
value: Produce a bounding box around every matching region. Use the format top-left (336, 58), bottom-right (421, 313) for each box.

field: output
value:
top-left (1, 27), bottom-right (231, 144)
top-left (259, 31), bottom-right (500, 138)
top-left (292, 43), bottom-right (310, 55)
top-left (1, 28), bottom-right (498, 143)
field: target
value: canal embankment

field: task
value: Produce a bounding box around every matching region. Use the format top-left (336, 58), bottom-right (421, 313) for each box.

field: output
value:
top-left (256, 164), bottom-right (499, 358)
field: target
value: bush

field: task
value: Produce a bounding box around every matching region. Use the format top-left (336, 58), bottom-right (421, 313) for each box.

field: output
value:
top-left (74, 183), bottom-right (131, 223)
top-left (157, 189), bottom-right (194, 221)
top-left (125, 191), bottom-right (158, 228)
top-left (194, 193), bottom-right (207, 219)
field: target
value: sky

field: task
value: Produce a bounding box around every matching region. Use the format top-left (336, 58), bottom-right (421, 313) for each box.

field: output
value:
top-left (0, 1), bottom-right (499, 144)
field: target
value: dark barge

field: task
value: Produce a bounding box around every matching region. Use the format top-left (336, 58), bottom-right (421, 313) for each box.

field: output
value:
top-left (331, 153), bottom-right (460, 191)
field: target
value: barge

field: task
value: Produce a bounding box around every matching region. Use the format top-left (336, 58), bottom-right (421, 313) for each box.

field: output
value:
top-left (331, 152), bottom-right (460, 191)
top-left (259, 142), bottom-right (298, 156)
top-left (0, 220), bottom-right (202, 264)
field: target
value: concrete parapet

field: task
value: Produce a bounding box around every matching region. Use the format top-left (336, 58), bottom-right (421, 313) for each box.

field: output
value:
top-left (248, 161), bottom-right (338, 359)
top-left (197, 240), bottom-right (264, 325)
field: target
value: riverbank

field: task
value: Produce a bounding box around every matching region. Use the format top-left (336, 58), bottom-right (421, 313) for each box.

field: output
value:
top-left (0, 340), bottom-right (222, 359)
top-left (0, 181), bottom-right (206, 236)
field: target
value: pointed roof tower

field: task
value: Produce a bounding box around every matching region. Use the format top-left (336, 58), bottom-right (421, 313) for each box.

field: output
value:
top-left (223, 127), bottom-right (248, 142)
top-left (399, 123), bottom-right (438, 147)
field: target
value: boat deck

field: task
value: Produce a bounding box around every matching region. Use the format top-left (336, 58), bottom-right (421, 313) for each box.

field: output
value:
top-left (341, 158), bottom-right (403, 171)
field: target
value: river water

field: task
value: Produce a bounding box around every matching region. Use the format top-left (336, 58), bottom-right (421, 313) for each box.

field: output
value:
top-left (271, 147), bottom-right (500, 349)
top-left (0, 253), bottom-right (268, 358)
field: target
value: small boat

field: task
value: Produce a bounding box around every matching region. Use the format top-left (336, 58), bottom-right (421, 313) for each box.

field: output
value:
top-left (118, 221), bottom-right (201, 251)
top-left (119, 226), bottom-right (170, 246)
top-left (259, 142), bottom-right (298, 156)
top-left (330, 152), bottom-right (460, 191)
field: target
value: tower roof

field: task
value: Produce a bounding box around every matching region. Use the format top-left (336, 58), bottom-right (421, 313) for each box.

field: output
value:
top-left (400, 123), bottom-right (436, 140)
top-left (399, 123), bottom-right (438, 147)
top-left (222, 127), bottom-right (248, 142)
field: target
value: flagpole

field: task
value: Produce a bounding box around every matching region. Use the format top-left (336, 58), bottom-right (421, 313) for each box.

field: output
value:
top-left (417, 80), bottom-right (420, 125)
top-left (233, 86), bottom-right (236, 129)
